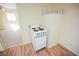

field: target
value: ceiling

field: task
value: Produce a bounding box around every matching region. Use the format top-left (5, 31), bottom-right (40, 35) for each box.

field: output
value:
top-left (0, 3), bottom-right (16, 9)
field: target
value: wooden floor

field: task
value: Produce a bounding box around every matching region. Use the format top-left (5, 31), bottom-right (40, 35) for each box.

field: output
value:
top-left (1, 43), bottom-right (76, 56)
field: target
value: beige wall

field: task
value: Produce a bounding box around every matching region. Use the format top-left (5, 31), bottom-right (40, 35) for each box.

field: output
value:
top-left (0, 9), bottom-right (6, 30)
top-left (0, 37), bottom-right (4, 51)
top-left (0, 9), bottom-right (6, 51)
top-left (59, 4), bottom-right (79, 55)
top-left (17, 4), bottom-right (79, 55)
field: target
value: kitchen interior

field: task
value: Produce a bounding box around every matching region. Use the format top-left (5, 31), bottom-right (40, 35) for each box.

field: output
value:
top-left (0, 3), bottom-right (79, 56)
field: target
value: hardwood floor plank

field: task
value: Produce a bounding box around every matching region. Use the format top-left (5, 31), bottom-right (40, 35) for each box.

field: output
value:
top-left (57, 44), bottom-right (76, 56)
top-left (1, 43), bottom-right (76, 56)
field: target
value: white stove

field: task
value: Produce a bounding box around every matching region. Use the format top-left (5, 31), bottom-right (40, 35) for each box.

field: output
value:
top-left (30, 25), bottom-right (47, 51)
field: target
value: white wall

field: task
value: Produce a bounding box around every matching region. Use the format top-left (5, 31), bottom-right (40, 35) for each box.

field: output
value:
top-left (17, 4), bottom-right (79, 55)
top-left (59, 4), bottom-right (79, 55)
top-left (16, 3), bottom-right (62, 47)
top-left (16, 4), bottom-right (42, 44)
top-left (42, 14), bottom-right (63, 47)
top-left (0, 3), bottom-right (63, 51)
top-left (41, 4), bottom-right (79, 55)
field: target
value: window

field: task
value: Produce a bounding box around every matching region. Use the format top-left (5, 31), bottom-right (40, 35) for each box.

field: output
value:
top-left (6, 13), bottom-right (16, 22)
top-left (6, 13), bottom-right (19, 31)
